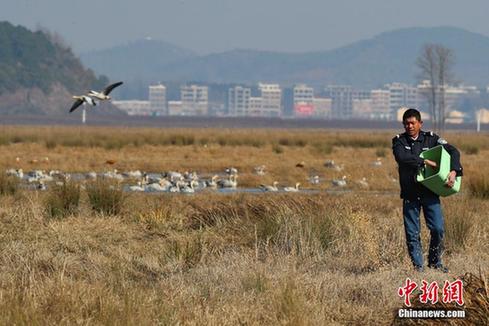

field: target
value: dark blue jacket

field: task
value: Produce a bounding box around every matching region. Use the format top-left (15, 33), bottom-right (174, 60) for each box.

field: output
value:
top-left (392, 131), bottom-right (463, 200)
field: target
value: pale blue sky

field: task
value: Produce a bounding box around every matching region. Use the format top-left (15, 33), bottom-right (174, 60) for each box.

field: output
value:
top-left (2, 0), bottom-right (489, 54)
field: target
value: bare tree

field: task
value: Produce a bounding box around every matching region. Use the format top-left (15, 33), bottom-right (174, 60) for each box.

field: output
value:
top-left (435, 46), bottom-right (455, 131)
top-left (416, 45), bottom-right (438, 130)
top-left (416, 44), bottom-right (455, 132)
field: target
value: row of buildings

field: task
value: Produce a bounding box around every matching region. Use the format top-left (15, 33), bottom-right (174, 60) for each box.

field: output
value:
top-left (113, 84), bottom-right (208, 117)
top-left (112, 81), bottom-right (486, 122)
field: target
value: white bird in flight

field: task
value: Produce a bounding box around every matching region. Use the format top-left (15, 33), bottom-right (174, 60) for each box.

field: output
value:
top-left (87, 81), bottom-right (123, 101)
top-left (69, 95), bottom-right (96, 113)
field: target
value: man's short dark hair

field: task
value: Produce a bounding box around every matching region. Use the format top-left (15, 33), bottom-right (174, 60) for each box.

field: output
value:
top-left (402, 108), bottom-right (422, 122)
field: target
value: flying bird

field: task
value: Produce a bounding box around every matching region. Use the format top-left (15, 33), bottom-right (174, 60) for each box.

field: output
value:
top-left (69, 95), bottom-right (96, 113)
top-left (87, 81), bottom-right (124, 101)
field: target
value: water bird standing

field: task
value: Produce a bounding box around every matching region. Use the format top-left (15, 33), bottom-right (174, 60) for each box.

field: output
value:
top-left (217, 174), bottom-right (238, 188)
top-left (284, 182), bottom-right (300, 192)
top-left (260, 181), bottom-right (279, 192)
top-left (309, 175), bottom-right (320, 184)
top-left (332, 175), bottom-right (347, 187)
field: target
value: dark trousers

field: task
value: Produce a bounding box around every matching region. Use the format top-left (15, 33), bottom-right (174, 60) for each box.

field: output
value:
top-left (402, 196), bottom-right (445, 268)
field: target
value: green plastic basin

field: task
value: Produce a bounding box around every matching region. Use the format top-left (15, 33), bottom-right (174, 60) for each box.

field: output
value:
top-left (416, 145), bottom-right (461, 197)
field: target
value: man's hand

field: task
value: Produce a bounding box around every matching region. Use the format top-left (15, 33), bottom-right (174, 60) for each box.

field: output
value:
top-left (424, 159), bottom-right (437, 168)
top-left (445, 170), bottom-right (457, 188)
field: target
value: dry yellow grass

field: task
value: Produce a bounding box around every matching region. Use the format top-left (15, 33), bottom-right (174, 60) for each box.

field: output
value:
top-left (0, 126), bottom-right (487, 325)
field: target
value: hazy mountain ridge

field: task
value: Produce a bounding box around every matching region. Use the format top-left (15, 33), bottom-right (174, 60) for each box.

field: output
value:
top-left (80, 39), bottom-right (197, 82)
top-left (81, 26), bottom-right (489, 89)
top-left (0, 21), bottom-right (121, 115)
top-left (2, 22), bottom-right (489, 115)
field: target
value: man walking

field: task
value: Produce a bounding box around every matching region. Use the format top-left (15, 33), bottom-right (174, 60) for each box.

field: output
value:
top-left (392, 108), bottom-right (463, 272)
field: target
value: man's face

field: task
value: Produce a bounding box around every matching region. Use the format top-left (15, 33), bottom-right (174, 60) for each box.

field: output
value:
top-left (403, 116), bottom-right (422, 137)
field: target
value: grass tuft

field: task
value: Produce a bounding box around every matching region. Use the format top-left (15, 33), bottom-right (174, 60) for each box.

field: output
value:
top-left (467, 172), bottom-right (489, 199)
top-left (0, 171), bottom-right (19, 196)
top-left (44, 139), bottom-right (57, 149)
top-left (376, 147), bottom-right (387, 157)
top-left (461, 144), bottom-right (479, 155)
top-left (311, 142), bottom-right (333, 155)
top-left (272, 144), bottom-right (284, 154)
top-left (44, 182), bottom-right (81, 219)
top-left (86, 180), bottom-right (126, 215)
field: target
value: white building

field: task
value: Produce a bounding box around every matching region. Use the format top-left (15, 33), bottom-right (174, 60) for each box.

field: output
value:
top-left (228, 86), bottom-right (251, 117)
top-left (324, 85), bottom-right (353, 120)
top-left (259, 83), bottom-right (282, 117)
top-left (293, 84), bottom-right (314, 104)
top-left (370, 89), bottom-right (391, 120)
top-left (397, 107), bottom-right (431, 122)
top-left (417, 81), bottom-right (480, 120)
top-left (112, 100), bottom-right (151, 116)
top-left (352, 99), bottom-right (373, 119)
top-left (181, 85), bottom-right (208, 116)
top-left (293, 84), bottom-right (315, 117)
top-left (313, 97), bottom-right (332, 119)
top-left (168, 101), bottom-right (183, 116)
top-left (445, 110), bottom-right (466, 124)
top-left (386, 83), bottom-right (418, 120)
top-left (149, 84), bottom-right (167, 115)
top-left (249, 97), bottom-right (263, 117)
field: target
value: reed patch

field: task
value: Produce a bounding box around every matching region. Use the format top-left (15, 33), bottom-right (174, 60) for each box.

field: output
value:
top-left (44, 181), bottom-right (81, 218)
top-left (86, 180), bottom-right (126, 215)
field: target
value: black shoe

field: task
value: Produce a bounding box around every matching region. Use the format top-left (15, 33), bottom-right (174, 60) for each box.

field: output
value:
top-left (428, 264), bottom-right (449, 273)
top-left (414, 265), bottom-right (424, 272)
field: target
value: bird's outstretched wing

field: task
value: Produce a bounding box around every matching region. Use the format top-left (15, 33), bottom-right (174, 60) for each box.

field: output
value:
top-left (69, 98), bottom-right (84, 113)
top-left (102, 81), bottom-right (123, 95)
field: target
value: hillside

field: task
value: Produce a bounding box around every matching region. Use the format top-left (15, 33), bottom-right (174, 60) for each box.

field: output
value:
top-left (81, 26), bottom-right (489, 89)
top-left (0, 21), bottom-right (122, 115)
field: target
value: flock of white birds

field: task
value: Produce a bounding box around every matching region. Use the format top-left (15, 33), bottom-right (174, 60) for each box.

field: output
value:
top-left (5, 158), bottom-right (394, 194)
top-left (9, 81), bottom-right (392, 194)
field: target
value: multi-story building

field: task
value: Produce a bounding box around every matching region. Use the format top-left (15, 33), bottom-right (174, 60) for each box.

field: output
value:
top-left (396, 107), bottom-right (431, 122)
top-left (417, 81), bottom-right (480, 120)
top-left (313, 97), bottom-right (332, 119)
top-left (293, 84), bottom-right (314, 117)
top-left (149, 84), bottom-right (167, 115)
top-left (112, 100), bottom-right (151, 116)
top-left (228, 86), bottom-right (251, 117)
top-left (386, 83), bottom-right (418, 119)
top-left (259, 83), bottom-right (282, 117)
top-left (248, 97), bottom-right (263, 117)
top-left (370, 89), bottom-right (391, 120)
top-left (352, 99), bottom-right (373, 119)
top-left (353, 89), bottom-right (371, 100)
top-left (181, 85), bottom-right (208, 116)
top-left (352, 89), bottom-right (373, 119)
top-left (168, 101), bottom-right (183, 116)
top-left (324, 85), bottom-right (353, 119)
